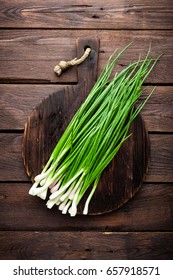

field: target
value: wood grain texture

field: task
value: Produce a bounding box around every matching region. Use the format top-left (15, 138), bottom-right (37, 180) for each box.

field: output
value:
top-left (0, 85), bottom-right (63, 130)
top-left (0, 0), bottom-right (172, 261)
top-left (0, 30), bottom-right (172, 83)
top-left (0, 183), bottom-right (172, 231)
top-left (0, 0), bottom-right (173, 29)
top-left (0, 85), bottom-right (172, 131)
top-left (0, 134), bottom-right (172, 182)
top-left (0, 231), bottom-right (172, 260)
top-left (147, 135), bottom-right (173, 182)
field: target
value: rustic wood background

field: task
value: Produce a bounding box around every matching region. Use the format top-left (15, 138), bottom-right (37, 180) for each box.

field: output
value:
top-left (0, 0), bottom-right (173, 259)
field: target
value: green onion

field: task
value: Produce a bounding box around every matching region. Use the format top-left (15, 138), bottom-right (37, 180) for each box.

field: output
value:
top-left (29, 44), bottom-right (161, 216)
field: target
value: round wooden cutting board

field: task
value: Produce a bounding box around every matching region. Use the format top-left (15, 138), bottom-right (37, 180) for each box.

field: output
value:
top-left (22, 38), bottom-right (150, 215)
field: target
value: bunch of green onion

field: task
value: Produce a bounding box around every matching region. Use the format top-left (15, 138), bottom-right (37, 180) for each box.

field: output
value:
top-left (29, 44), bottom-right (160, 216)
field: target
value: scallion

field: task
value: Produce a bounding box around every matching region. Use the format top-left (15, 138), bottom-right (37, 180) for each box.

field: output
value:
top-left (29, 44), bottom-right (161, 216)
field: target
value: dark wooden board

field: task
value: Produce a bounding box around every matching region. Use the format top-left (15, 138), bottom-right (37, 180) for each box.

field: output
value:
top-left (0, 183), bottom-right (172, 231)
top-left (0, 85), bottom-right (172, 131)
top-left (0, 231), bottom-right (172, 260)
top-left (0, 30), bottom-right (173, 83)
top-left (1, 0), bottom-right (173, 29)
top-left (21, 38), bottom-right (149, 215)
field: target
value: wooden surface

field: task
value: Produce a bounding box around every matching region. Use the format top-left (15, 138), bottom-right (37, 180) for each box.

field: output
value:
top-left (0, 0), bottom-right (173, 260)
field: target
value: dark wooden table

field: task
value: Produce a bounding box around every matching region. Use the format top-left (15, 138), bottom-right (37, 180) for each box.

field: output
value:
top-left (0, 0), bottom-right (173, 260)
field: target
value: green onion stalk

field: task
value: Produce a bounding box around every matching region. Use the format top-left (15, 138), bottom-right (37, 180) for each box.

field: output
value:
top-left (29, 44), bottom-right (161, 216)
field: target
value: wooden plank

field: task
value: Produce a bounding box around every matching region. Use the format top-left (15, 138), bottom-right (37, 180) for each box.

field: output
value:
top-left (0, 85), bottom-right (63, 130)
top-left (0, 85), bottom-right (172, 132)
top-left (0, 134), bottom-right (29, 181)
top-left (0, 30), bottom-right (172, 83)
top-left (0, 183), bottom-right (172, 231)
top-left (0, 231), bottom-right (172, 260)
top-left (147, 135), bottom-right (173, 182)
top-left (0, 35), bottom-right (77, 83)
top-left (0, 134), bottom-right (172, 182)
top-left (139, 87), bottom-right (173, 132)
top-left (0, 61), bottom-right (77, 84)
top-left (0, 0), bottom-right (173, 29)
